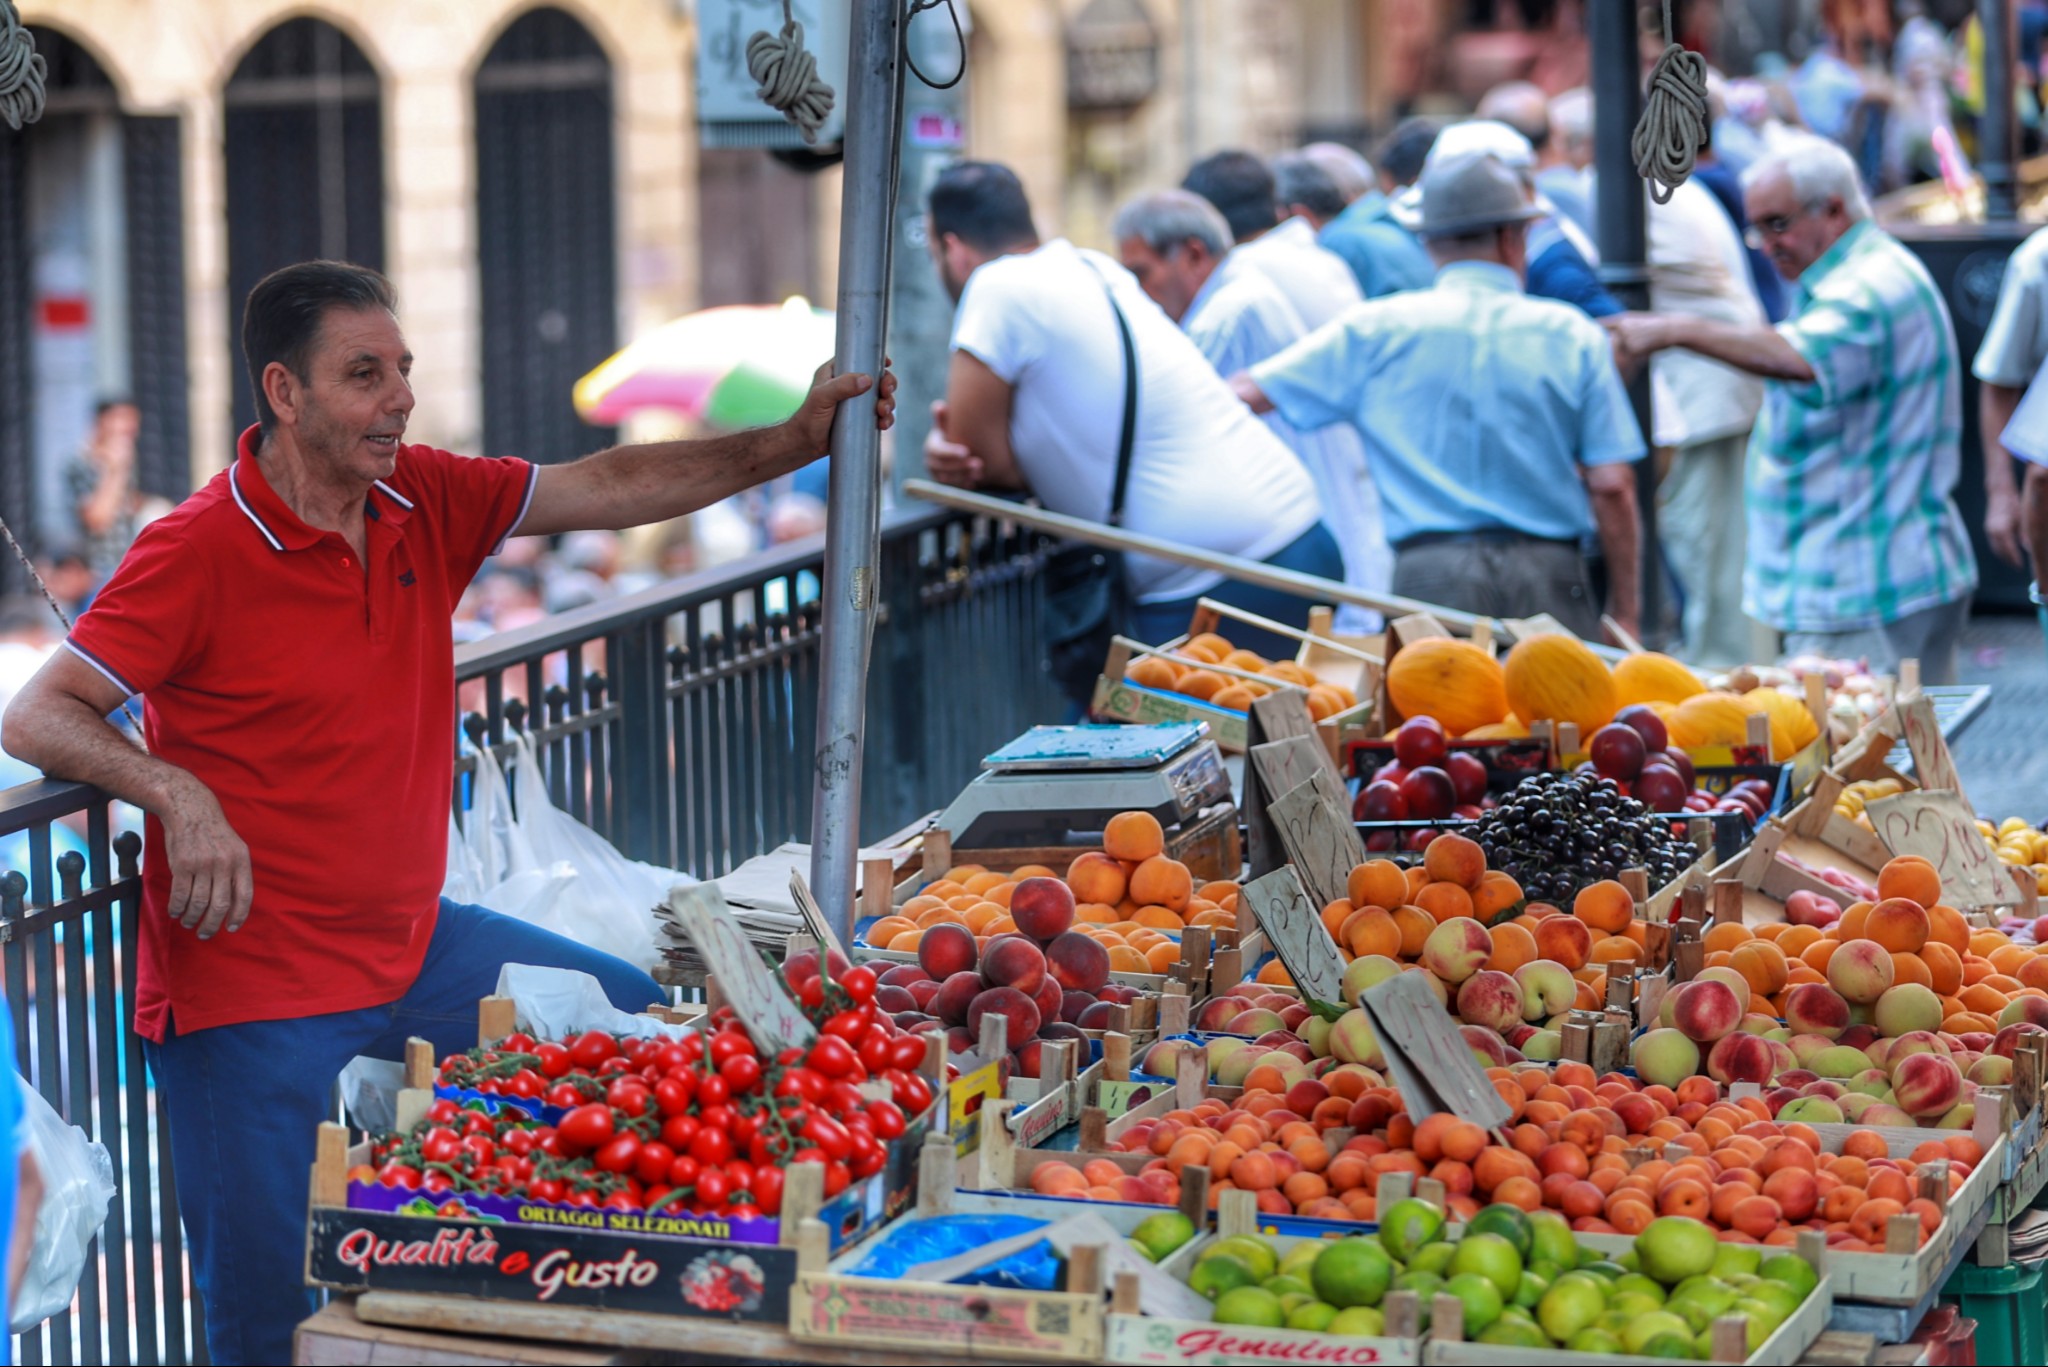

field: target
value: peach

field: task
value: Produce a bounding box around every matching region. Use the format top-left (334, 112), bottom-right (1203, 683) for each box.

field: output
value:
top-left (1827, 940), bottom-right (1896, 1004)
top-left (1228, 1008), bottom-right (1286, 1038)
top-left (1422, 917), bottom-right (1493, 984)
top-left (1762, 1166), bottom-right (1820, 1220)
top-left (1867, 897), bottom-right (1932, 953)
top-left (1535, 915), bottom-right (1593, 970)
top-left (1010, 877), bottom-right (1077, 941)
top-left (967, 985), bottom-right (1041, 1051)
top-left (1707, 1032), bottom-right (1776, 1086)
top-left (1066, 851), bottom-right (1128, 907)
top-left (1968, 1054), bottom-right (2013, 1086)
top-left (1846, 1067), bottom-right (1892, 1098)
top-left (1207, 1039), bottom-right (1255, 1086)
top-left (1862, 1104), bottom-right (1917, 1126)
top-left (1892, 1051), bottom-right (1964, 1118)
top-left (1786, 983), bottom-right (1852, 1039)
top-left (1075, 1000), bottom-right (1116, 1029)
top-left (1461, 1024), bottom-right (1511, 1066)
top-left (981, 936), bottom-right (1047, 994)
top-left (1672, 979), bottom-right (1743, 1044)
top-left (1341, 954), bottom-right (1402, 1005)
top-left (1874, 983), bottom-right (1943, 1039)
top-left (1514, 961), bottom-right (1577, 1020)
top-left (1032, 971), bottom-right (1065, 1025)
top-left (918, 923), bottom-right (979, 981)
top-left (1195, 995), bottom-right (1245, 1032)
top-left (932, 970), bottom-right (985, 1025)
top-left (1697, 965), bottom-right (1756, 1016)
top-left (1632, 1028), bottom-right (1702, 1088)
top-left (1998, 997), bottom-right (2048, 1031)
top-left (1456, 969), bottom-right (1525, 1033)
top-left (1992, 1022), bottom-right (2048, 1057)
top-left (1103, 811), bottom-right (1165, 863)
top-left (1328, 1009), bottom-right (1385, 1068)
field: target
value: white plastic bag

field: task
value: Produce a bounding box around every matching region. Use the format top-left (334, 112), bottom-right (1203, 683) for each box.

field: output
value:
top-left (495, 964), bottom-right (685, 1042)
top-left (11, 1078), bottom-right (115, 1333)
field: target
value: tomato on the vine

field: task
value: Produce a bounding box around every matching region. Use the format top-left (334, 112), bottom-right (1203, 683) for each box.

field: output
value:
top-left (840, 965), bottom-right (877, 1004)
top-left (688, 1126), bottom-right (733, 1167)
top-left (568, 1031), bottom-right (619, 1071)
top-left (752, 1165), bottom-right (785, 1214)
top-left (808, 1036), bottom-right (858, 1078)
top-left (501, 1032), bottom-right (536, 1054)
top-left (557, 1103), bottom-right (615, 1154)
top-left (719, 1053), bottom-right (762, 1094)
top-left (697, 1074), bottom-right (731, 1108)
top-left (595, 1134), bottom-right (641, 1175)
top-left (633, 1140), bottom-right (676, 1187)
top-left (660, 1114), bottom-right (700, 1152)
top-left (534, 1042), bottom-right (571, 1078)
top-left (696, 1167), bottom-right (730, 1208)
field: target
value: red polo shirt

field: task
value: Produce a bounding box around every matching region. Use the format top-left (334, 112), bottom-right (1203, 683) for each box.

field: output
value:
top-left (64, 428), bottom-right (537, 1040)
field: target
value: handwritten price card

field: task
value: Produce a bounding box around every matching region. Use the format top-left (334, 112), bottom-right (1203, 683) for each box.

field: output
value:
top-left (666, 883), bottom-right (817, 1051)
top-left (1867, 791), bottom-right (2005, 908)
top-left (1899, 693), bottom-right (1965, 802)
top-left (1240, 866), bottom-right (1347, 1006)
top-left (1267, 769), bottom-right (1366, 913)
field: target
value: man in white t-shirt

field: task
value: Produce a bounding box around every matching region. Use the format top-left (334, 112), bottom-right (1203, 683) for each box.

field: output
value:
top-left (1182, 150), bottom-right (1365, 332)
top-left (920, 162), bottom-right (1342, 691)
top-left (1112, 188), bottom-right (1390, 635)
top-left (1972, 227), bottom-right (2048, 568)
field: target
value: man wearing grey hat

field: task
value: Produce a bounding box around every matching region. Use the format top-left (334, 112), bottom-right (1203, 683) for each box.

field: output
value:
top-left (1232, 155), bottom-right (1647, 641)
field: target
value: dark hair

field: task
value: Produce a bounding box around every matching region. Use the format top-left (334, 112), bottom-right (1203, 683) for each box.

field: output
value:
top-left (93, 396), bottom-right (136, 419)
top-left (1375, 117), bottom-right (1444, 189)
top-left (926, 162), bottom-right (1037, 252)
top-left (241, 261), bottom-right (398, 434)
top-left (1182, 151), bottom-right (1279, 242)
top-left (1271, 152), bottom-right (1348, 220)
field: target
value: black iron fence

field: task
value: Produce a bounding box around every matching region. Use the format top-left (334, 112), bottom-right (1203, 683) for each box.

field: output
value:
top-left (0, 503), bottom-right (1055, 1364)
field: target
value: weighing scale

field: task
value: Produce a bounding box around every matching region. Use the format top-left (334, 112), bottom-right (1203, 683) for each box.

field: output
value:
top-left (933, 723), bottom-right (1234, 850)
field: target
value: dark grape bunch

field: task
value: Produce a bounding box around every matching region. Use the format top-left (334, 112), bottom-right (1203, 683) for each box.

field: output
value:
top-left (1468, 771), bottom-right (1696, 906)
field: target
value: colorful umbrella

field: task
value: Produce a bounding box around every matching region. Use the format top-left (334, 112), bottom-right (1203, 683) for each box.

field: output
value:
top-left (572, 296), bottom-right (836, 429)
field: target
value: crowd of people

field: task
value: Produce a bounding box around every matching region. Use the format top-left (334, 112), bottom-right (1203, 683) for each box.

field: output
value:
top-left (921, 37), bottom-right (2048, 698)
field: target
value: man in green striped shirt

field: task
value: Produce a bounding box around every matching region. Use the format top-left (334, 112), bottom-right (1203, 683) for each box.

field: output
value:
top-left (1608, 135), bottom-right (1977, 682)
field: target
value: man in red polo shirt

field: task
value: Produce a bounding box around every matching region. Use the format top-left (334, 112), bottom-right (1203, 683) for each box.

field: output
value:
top-left (0, 261), bottom-right (893, 1364)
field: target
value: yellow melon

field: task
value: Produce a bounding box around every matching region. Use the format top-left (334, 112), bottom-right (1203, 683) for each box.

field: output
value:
top-left (1385, 638), bottom-right (1509, 736)
top-left (1665, 691), bottom-right (1752, 749)
top-left (1611, 651), bottom-right (1708, 708)
top-left (1502, 633), bottom-right (1617, 736)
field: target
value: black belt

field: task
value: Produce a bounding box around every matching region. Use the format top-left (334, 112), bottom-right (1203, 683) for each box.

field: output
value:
top-left (1394, 528), bottom-right (1579, 553)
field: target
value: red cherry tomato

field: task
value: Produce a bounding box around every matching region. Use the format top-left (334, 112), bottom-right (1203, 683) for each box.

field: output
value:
top-left (595, 1134), bottom-right (642, 1175)
top-left (633, 1140), bottom-right (677, 1186)
top-left (567, 1030), bottom-right (619, 1071)
top-left (867, 1100), bottom-right (907, 1139)
top-left (534, 1042), bottom-right (571, 1078)
top-left (660, 1114), bottom-right (701, 1151)
top-left (654, 1075), bottom-right (695, 1116)
top-left (696, 1167), bottom-right (731, 1208)
top-left (752, 1165), bottom-right (785, 1214)
top-left (688, 1126), bottom-right (733, 1167)
top-left (808, 1036), bottom-right (858, 1078)
top-left (889, 1034), bottom-right (929, 1071)
top-left (840, 965), bottom-right (877, 1004)
top-left (719, 1053), bottom-right (763, 1094)
top-left (697, 1074), bottom-right (731, 1108)
top-left (557, 1103), bottom-right (615, 1154)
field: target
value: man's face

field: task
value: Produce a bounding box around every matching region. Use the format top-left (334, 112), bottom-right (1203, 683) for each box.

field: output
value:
top-left (1744, 169), bottom-right (1848, 279)
top-left (272, 306), bottom-right (415, 483)
top-left (1116, 237), bottom-right (1210, 323)
top-left (95, 403), bottom-right (139, 445)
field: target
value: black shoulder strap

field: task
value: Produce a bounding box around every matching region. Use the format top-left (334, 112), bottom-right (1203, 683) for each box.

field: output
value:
top-left (1095, 268), bottom-right (1140, 529)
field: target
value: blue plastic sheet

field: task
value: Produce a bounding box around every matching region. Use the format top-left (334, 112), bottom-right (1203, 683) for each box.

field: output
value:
top-left (843, 1213), bottom-right (1064, 1291)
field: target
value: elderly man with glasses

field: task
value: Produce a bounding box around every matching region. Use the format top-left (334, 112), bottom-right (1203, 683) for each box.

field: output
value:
top-left (1608, 134), bottom-right (1977, 682)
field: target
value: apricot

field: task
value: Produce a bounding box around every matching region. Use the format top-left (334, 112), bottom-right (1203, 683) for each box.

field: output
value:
top-left (1103, 811), bottom-right (1165, 863)
top-left (1867, 898), bottom-right (1932, 954)
top-left (1423, 833), bottom-right (1488, 890)
top-left (1391, 904), bottom-right (1435, 957)
top-left (1536, 915), bottom-right (1593, 970)
top-left (1877, 857), bottom-right (1942, 910)
top-left (1574, 880), bottom-right (1634, 933)
top-left (1129, 856), bottom-right (1192, 912)
top-left (1416, 881), bottom-right (1475, 925)
top-left (1345, 907), bottom-right (1403, 959)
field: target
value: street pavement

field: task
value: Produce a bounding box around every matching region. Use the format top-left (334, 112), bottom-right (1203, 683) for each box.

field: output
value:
top-left (1950, 609), bottom-right (2048, 823)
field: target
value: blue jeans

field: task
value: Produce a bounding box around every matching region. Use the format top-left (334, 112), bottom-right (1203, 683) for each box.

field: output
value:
top-left (143, 898), bottom-right (663, 1365)
top-left (1131, 522), bottom-right (1348, 661)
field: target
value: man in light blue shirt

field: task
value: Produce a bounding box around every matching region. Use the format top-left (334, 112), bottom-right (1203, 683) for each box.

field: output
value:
top-left (1114, 189), bottom-right (1392, 632)
top-left (1233, 155), bottom-right (1647, 642)
top-left (1275, 147), bottom-right (1433, 300)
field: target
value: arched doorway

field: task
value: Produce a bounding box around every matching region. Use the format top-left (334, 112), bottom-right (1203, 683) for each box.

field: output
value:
top-left (223, 17), bottom-right (385, 437)
top-left (475, 7), bottom-right (617, 463)
top-left (0, 28), bottom-right (186, 591)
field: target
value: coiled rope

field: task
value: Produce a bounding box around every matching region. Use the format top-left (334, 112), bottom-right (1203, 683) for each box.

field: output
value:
top-left (0, 0), bottom-right (46, 132)
top-left (748, 0), bottom-right (835, 145)
top-left (1631, 0), bottom-right (1709, 204)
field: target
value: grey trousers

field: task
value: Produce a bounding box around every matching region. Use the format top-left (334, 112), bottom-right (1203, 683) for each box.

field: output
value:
top-left (1391, 537), bottom-right (1603, 640)
top-left (1782, 596), bottom-right (1970, 686)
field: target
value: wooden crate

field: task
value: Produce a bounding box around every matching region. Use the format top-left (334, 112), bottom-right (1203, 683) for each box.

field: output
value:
top-left (1103, 1190), bottom-right (1423, 1366)
top-left (294, 1298), bottom-right (640, 1366)
top-left (788, 1134), bottom-right (1109, 1361)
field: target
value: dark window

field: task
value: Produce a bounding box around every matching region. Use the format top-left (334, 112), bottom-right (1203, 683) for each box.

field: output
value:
top-left (475, 7), bottom-right (617, 463)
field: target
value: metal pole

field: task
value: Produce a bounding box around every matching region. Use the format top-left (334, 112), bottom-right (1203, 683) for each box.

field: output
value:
top-left (1981, 0), bottom-right (2019, 221)
top-left (887, 4), bottom-right (969, 489)
top-left (1590, 0), bottom-right (1663, 648)
top-left (811, 0), bottom-right (904, 946)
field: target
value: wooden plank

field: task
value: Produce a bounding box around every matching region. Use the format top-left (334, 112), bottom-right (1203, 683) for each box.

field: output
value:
top-left (665, 883), bottom-right (815, 1051)
top-left (352, 1294), bottom-right (932, 1365)
top-left (294, 1299), bottom-right (639, 1366)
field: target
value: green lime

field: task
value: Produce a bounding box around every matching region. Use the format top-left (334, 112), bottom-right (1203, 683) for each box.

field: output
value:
top-left (1465, 1203), bottom-right (1534, 1258)
top-left (1205, 1235), bottom-right (1278, 1282)
top-left (1444, 1271), bottom-right (1505, 1335)
top-left (1213, 1286), bottom-right (1286, 1328)
top-left (1311, 1238), bottom-right (1395, 1308)
top-left (1410, 1242), bottom-right (1458, 1276)
top-left (1759, 1253), bottom-right (1818, 1302)
top-left (1263, 1274), bottom-right (1312, 1300)
top-left (1131, 1211), bottom-right (1196, 1262)
top-left (1379, 1197), bottom-right (1446, 1262)
top-left (1287, 1301), bottom-right (1338, 1332)
top-left (1188, 1255), bottom-right (1256, 1302)
top-left (1449, 1232), bottom-right (1524, 1299)
top-left (1326, 1306), bottom-right (1385, 1336)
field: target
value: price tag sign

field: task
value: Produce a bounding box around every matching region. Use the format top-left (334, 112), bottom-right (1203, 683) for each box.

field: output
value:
top-left (787, 869), bottom-right (848, 958)
top-left (1899, 693), bottom-right (1965, 802)
top-left (666, 883), bottom-right (817, 1052)
top-left (1868, 790), bottom-right (2006, 908)
top-left (1360, 972), bottom-right (1512, 1129)
top-left (1240, 865), bottom-right (1347, 1006)
top-left (1094, 1078), bottom-right (1159, 1118)
top-left (1267, 770), bottom-right (1366, 913)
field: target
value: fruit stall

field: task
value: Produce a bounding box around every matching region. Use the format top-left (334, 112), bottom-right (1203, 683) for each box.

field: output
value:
top-left (300, 600), bottom-right (2043, 1367)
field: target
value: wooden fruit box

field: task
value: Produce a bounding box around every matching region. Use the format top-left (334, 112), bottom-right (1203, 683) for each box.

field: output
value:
top-left (1425, 1232), bottom-right (1832, 1367)
top-left (1102, 1189), bottom-right (1425, 1367)
top-left (790, 1133), bottom-right (1114, 1361)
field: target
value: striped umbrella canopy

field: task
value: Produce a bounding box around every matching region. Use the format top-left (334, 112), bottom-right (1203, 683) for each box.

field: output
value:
top-left (572, 296), bottom-right (836, 429)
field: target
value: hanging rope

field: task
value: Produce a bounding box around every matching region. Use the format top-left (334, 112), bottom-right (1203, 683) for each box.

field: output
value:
top-left (0, 513), bottom-right (147, 741)
top-left (906, 0), bottom-right (967, 92)
top-left (0, 0), bottom-right (46, 132)
top-left (1631, 0), bottom-right (1709, 204)
top-left (748, 0), bottom-right (835, 145)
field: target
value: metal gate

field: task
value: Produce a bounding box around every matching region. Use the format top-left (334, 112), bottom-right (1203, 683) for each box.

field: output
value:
top-left (0, 121), bottom-right (28, 595)
top-left (475, 8), bottom-right (617, 464)
top-left (223, 18), bottom-right (384, 437)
